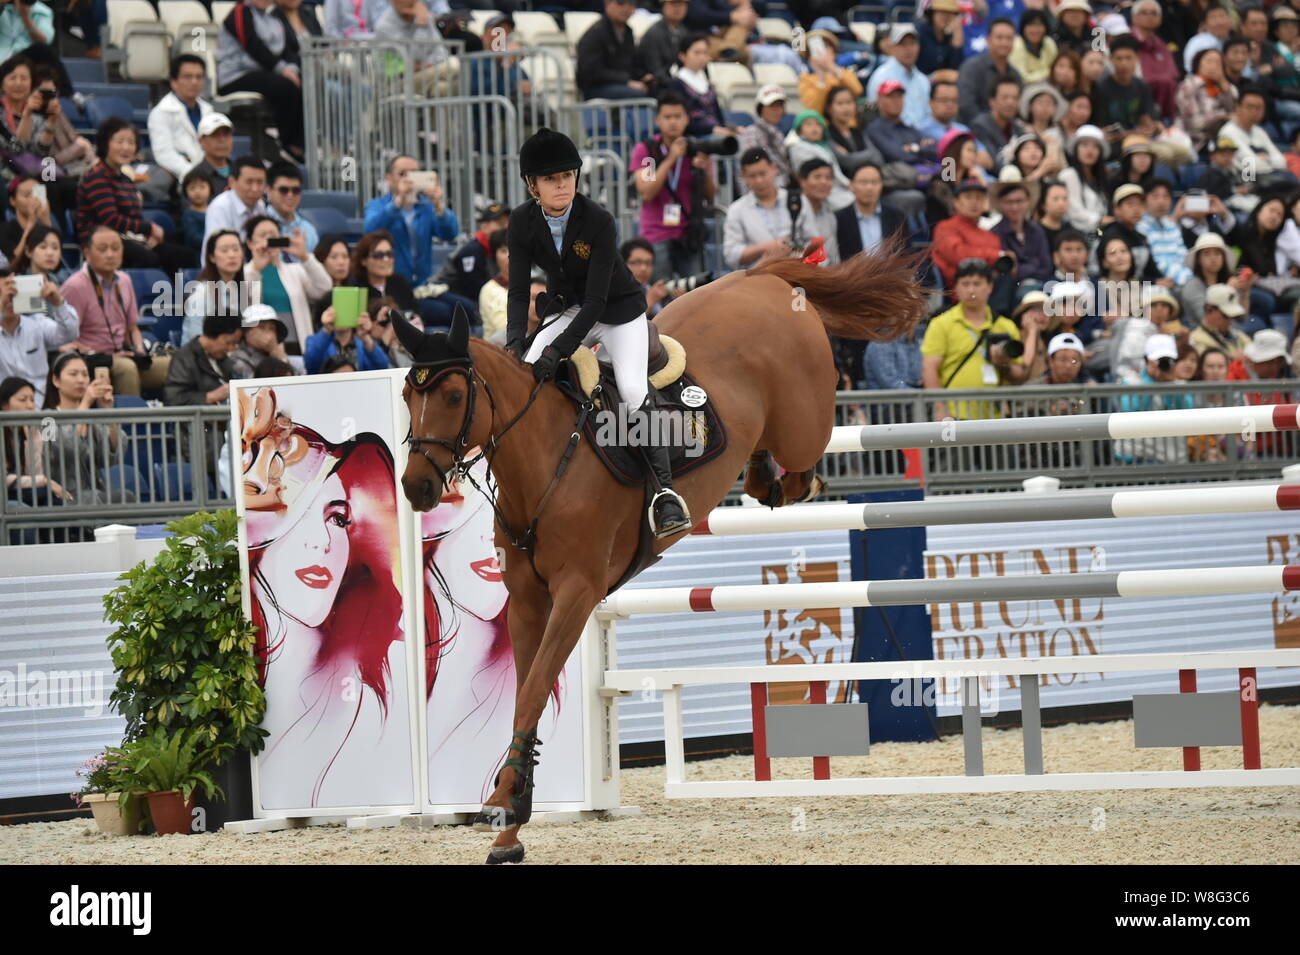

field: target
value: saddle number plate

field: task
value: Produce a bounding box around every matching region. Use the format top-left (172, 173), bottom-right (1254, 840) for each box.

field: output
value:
top-left (680, 385), bottom-right (708, 408)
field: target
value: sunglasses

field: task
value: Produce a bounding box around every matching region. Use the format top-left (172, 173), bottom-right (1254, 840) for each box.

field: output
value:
top-left (369, 250), bottom-right (394, 259)
top-left (275, 185), bottom-right (302, 195)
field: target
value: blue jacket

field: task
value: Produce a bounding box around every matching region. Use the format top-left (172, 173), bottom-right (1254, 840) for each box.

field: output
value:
top-left (304, 329), bottom-right (391, 374)
top-left (362, 194), bottom-right (459, 286)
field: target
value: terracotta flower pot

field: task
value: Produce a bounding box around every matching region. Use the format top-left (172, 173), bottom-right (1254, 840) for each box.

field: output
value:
top-left (146, 790), bottom-right (196, 835)
top-left (83, 792), bottom-right (142, 836)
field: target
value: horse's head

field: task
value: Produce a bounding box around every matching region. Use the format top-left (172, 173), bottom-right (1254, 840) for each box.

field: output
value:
top-left (395, 305), bottom-right (484, 511)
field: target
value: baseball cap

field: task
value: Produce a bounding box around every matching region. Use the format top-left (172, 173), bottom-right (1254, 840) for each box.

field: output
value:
top-left (877, 79), bottom-right (906, 96)
top-left (954, 177), bottom-right (988, 195)
top-left (890, 23), bottom-right (919, 44)
top-left (1244, 328), bottom-right (1289, 362)
top-left (1212, 136), bottom-right (1240, 152)
top-left (1273, 5), bottom-right (1298, 20)
top-left (1113, 183), bottom-right (1145, 205)
top-left (1056, 0), bottom-right (1092, 13)
top-left (1205, 283), bottom-right (1245, 318)
top-left (478, 201), bottom-right (510, 223)
top-left (755, 84), bottom-right (787, 107)
top-left (197, 112), bottom-right (233, 137)
top-left (1144, 334), bottom-right (1178, 362)
top-left (1048, 332), bottom-right (1085, 356)
top-left (241, 303), bottom-right (288, 342)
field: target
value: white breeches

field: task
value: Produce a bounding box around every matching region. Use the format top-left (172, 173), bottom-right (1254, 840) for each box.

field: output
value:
top-left (525, 305), bottom-right (650, 409)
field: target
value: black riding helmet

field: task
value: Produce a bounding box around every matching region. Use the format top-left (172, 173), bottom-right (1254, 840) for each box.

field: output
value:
top-left (518, 127), bottom-right (582, 185)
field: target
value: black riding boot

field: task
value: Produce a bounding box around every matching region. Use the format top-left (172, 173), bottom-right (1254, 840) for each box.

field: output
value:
top-left (634, 394), bottom-right (692, 538)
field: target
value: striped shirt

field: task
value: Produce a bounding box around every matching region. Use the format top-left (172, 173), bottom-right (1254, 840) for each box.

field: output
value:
top-left (75, 162), bottom-right (145, 245)
top-left (1136, 213), bottom-right (1193, 286)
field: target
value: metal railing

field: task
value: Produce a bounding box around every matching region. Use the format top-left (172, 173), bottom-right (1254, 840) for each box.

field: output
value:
top-left (5, 385), bottom-right (1293, 542)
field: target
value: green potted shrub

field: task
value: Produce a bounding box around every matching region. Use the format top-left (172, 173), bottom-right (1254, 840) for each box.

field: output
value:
top-left (106, 727), bottom-right (223, 836)
top-left (103, 510), bottom-right (268, 830)
top-left (71, 751), bottom-right (142, 836)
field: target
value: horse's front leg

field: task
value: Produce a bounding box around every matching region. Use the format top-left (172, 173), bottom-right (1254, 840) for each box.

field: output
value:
top-left (474, 573), bottom-right (602, 864)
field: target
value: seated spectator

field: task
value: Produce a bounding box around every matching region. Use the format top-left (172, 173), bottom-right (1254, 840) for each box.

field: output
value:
top-left (188, 113), bottom-right (236, 201)
top-left (1042, 332), bottom-right (1088, 386)
top-left (836, 161), bottom-right (906, 260)
top-left (921, 258), bottom-right (1025, 421)
top-left (867, 81), bottom-right (938, 175)
top-left (0, 174), bottom-right (51, 263)
top-left (862, 322), bottom-right (923, 392)
top-left (1052, 1), bottom-right (1092, 57)
top-left (310, 233), bottom-right (351, 324)
top-left (14, 221), bottom-right (68, 284)
top-left (216, 0), bottom-right (305, 161)
top-left (931, 179), bottom-right (1002, 295)
top-left (40, 350), bottom-right (131, 506)
top-left (304, 300), bottom-right (391, 374)
top-left (1010, 9), bottom-right (1057, 85)
top-left (1130, 0), bottom-right (1179, 121)
top-left (1093, 236), bottom-right (1139, 298)
top-left (275, 0), bottom-right (323, 41)
top-left (181, 229), bottom-right (246, 345)
top-left (992, 180), bottom-right (1052, 284)
top-left (1000, 133), bottom-right (1062, 208)
top-left (1176, 48), bottom-right (1237, 158)
top-left (576, 0), bottom-right (651, 101)
top-left (1136, 179), bottom-right (1193, 287)
top-left (823, 85), bottom-right (884, 177)
top-left (147, 55), bottom-right (218, 198)
top-left (1056, 90), bottom-right (1092, 145)
top-left (1116, 136), bottom-right (1158, 190)
top-left (75, 118), bottom-right (197, 271)
top-left (202, 155), bottom-right (268, 252)
top-left (1183, 5), bottom-right (1234, 76)
top-left (1112, 288), bottom-right (1185, 383)
top-left (59, 225), bottom-right (171, 396)
top-left (799, 29), bottom-right (862, 115)
top-left (242, 215), bottom-right (332, 351)
top-left (621, 238), bottom-right (681, 318)
top-left (1190, 283), bottom-right (1253, 361)
top-left (0, 55), bottom-right (75, 223)
top-left (485, 273), bottom-right (544, 348)
top-left (1035, 180), bottom-right (1070, 249)
top-left (1114, 334), bottom-right (1195, 464)
top-left (785, 110), bottom-right (853, 209)
top-left (640, 0), bottom-right (689, 89)
top-left (27, 65), bottom-right (93, 197)
top-left (1229, 195), bottom-right (1296, 328)
top-left (1221, 34), bottom-right (1251, 90)
top-left (631, 91), bottom-right (717, 280)
top-left (722, 148), bottom-right (794, 270)
top-left (918, 80), bottom-right (986, 163)
top-left (229, 303), bottom-right (293, 379)
top-left (926, 130), bottom-right (987, 226)
top-left (180, 169), bottom-right (212, 251)
top-left (1019, 83), bottom-right (1068, 155)
top-left (369, 297), bottom-right (414, 368)
top-left (670, 33), bottom-right (734, 138)
top-left (1182, 232), bottom-right (1243, 327)
top-left (1091, 34), bottom-right (1180, 163)
top-left (970, 78), bottom-right (1026, 169)
top-left (434, 201), bottom-right (509, 306)
top-left (1228, 330), bottom-right (1295, 456)
top-left (477, 228), bottom-right (509, 341)
top-left (739, 85), bottom-right (793, 184)
top-left (322, 0), bottom-right (390, 38)
top-left (1196, 135), bottom-right (1259, 221)
top-left (867, 24), bottom-right (931, 132)
top-left (1, 373), bottom-right (68, 507)
top-left (1010, 290), bottom-right (1050, 380)
top-left (374, 0), bottom-right (450, 94)
top-left (164, 314), bottom-right (242, 405)
top-left (1050, 227), bottom-right (1091, 284)
top-left (1219, 85), bottom-right (1291, 180)
top-left (1048, 49), bottom-right (1084, 97)
top-left (346, 229), bottom-right (423, 318)
top-left (683, 0), bottom-right (756, 66)
top-left (0, 264), bottom-right (75, 404)
top-left (0, 0), bottom-right (71, 96)
top-left (794, 158), bottom-right (840, 264)
top-left (264, 161), bottom-right (318, 256)
top-left (363, 155), bottom-right (460, 301)
top-left (916, 0), bottom-right (964, 75)
top-left (1058, 124), bottom-right (1110, 234)
top-left (957, 18), bottom-right (1022, 124)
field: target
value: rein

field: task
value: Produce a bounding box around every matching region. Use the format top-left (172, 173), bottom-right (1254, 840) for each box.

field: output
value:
top-left (403, 349), bottom-right (593, 573)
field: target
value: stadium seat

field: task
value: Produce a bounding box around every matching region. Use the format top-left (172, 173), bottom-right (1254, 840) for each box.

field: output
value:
top-left (849, 22), bottom-right (877, 46)
top-left (106, 0), bottom-right (159, 49)
top-left (210, 1), bottom-right (236, 25)
top-left (468, 10), bottom-right (498, 36)
top-left (127, 269), bottom-right (171, 318)
top-left (231, 135), bottom-right (252, 157)
top-left (344, 218), bottom-right (365, 241)
top-left (122, 27), bottom-right (171, 82)
top-left (301, 190), bottom-right (358, 216)
top-left (301, 206), bottom-right (350, 237)
top-left (725, 110), bottom-right (755, 128)
top-left (100, 465), bottom-right (146, 502)
top-left (564, 11), bottom-right (601, 50)
top-left (1179, 162), bottom-right (1208, 190)
top-left (60, 97), bottom-right (91, 132)
top-left (85, 95), bottom-right (136, 126)
top-left (152, 462), bottom-right (195, 502)
top-left (142, 209), bottom-right (177, 237)
top-left (753, 63), bottom-right (800, 104)
top-left (64, 58), bottom-right (106, 86)
top-left (628, 13), bottom-right (661, 43)
top-left (513, 11), bottom-right (566, 48)
top-left (758, 17), bottom-right (794, 43)
top-left (79, 83), bottom-right (152, 109)
top-left (706, 62), bottom-right (754, 112)
top-left (157, 1), bottom-right (214, 56)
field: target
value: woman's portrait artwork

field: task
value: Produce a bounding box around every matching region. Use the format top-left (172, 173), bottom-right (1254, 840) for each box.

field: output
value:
top-left (239, 383), bottom-right (415, 811)
top-left (422, 455), bottom-right (585, 807)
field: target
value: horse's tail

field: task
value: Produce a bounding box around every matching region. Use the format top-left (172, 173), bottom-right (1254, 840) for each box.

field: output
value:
top-left (750, 236), bottom-right (928, 342)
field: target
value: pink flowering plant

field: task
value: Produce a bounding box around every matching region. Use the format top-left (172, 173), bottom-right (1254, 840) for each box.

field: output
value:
top-left (70, 750), bottom-right (117, 807)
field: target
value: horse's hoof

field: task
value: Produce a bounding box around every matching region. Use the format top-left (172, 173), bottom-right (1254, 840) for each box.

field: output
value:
top-left (485, 843), bottom-right (525, 865)
top-left (472, 806), bottom-right (518, 832)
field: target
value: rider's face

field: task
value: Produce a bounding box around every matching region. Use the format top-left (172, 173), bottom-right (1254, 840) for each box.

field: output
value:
top-left (531, 170), bottom-right (576, 215)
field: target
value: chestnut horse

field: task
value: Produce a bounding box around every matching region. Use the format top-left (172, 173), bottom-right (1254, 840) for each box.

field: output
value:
top-left (393, 246), bottom-right (924, 863)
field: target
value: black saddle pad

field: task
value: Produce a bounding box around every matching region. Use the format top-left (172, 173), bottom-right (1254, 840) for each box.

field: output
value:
top-left (561, 362), bottom-right (728, 487)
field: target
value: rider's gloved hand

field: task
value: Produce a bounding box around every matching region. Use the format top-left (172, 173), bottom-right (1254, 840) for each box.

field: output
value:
top-left (530, 344), bottom-right (564, 383)
top-left (506, 338), bottom-right (526, 361)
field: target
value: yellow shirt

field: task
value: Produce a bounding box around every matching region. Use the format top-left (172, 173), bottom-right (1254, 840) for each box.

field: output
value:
top-left (478, 277), bottom-right (508, 341)
top-left (922, 303), bottom-right (1022, 419)
top-left (1189, 323), bottom-right (1250, 360)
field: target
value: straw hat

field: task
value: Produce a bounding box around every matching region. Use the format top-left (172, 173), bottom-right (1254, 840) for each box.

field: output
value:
top-left (1020, 82), bottom-right (1068, 124)
top-left (1183, 231), bottom-right (1237, 272)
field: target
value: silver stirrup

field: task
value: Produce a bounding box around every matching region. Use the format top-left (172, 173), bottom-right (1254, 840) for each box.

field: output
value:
top-left (648, 488), bottom-right (692, 538)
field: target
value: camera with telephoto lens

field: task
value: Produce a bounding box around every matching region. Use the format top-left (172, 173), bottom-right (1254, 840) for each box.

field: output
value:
top-left (664, 272), bottom-right (712, 295)
top-left (986, 332), bottom-right (1025, 360)
top-left (686, 135), bottom-right (739, 157)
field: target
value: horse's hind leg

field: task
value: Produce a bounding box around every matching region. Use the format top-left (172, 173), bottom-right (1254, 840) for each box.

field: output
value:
top-left (779, 467), bottom-right (826, 504)
top-left (744, 452), bottom-right (826, 507)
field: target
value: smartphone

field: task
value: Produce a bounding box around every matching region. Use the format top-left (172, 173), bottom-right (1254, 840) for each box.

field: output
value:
top-left (30, 183), bottom-right (46, 205)
top-left (1185, 194), bottom-right (1209, 213)
top-left (266, 236), bottom-right (291, 248)
top-left (408, 170), bottom-right (440, 193)
top-left (94, 366), bottom-right (110, 382)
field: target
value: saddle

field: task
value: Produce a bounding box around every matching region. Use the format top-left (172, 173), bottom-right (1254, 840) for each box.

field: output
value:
top-left (566, 323), bottom-right (686, 398)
